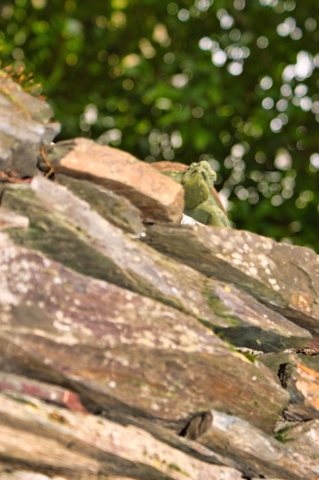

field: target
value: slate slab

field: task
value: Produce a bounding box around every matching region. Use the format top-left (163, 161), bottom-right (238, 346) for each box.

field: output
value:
top-left (198, 409), bottom-right (319, 480)
top-left (56, 173), bottom-right (145, 235)
top-left (0, 70), bottom-right (60, 177)
top-left (145, 224), bottom-right (319, 331)
top-left (275, 418), bottom-right (319, 459)
top-left (0, 206), bottom-right (29, 230)
top-left (37, 138), bottom-right (184, 223)
top-left (0, 393), bottom-right (244, 480)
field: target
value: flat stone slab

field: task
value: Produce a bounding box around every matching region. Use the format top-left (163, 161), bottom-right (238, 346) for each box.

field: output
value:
top-left (38, 138), bottom-right (184, 223)
top-left (198, 410), bottom-right (319, 480)
top-left (0, 393), bottom-right (244, 479)
top-left (145, 224), bottom-right (319, 331)
top-left (56, 173), bottom-right (145, 235)
top-left (0, 179), bottom-right (237, 331)
top-left (203, 281), bottom-right (311, 352)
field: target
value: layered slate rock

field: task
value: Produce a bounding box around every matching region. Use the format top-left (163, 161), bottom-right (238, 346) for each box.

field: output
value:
top-left (260, 351), bottom-right (319, 376)
top-left (57, 173), bottom-right (145, 235)
top-left (0, 233), bottom-right (288, 432)
top-left (259, 352), bottom-right (319, 423)
top-left (200, 282), bottom-right (311, 352)
top-left (2, 75), bottom-right (319, 480)
top-left (1, 178), bottom-right (311, 352)
top-left (275, 419), bottom-right (319, 460)
top-left (198, 410), bottom-right (319, 480)
top-left (37, 138), bottom-right (184, 223)
top-left (279, 362), bottom-right (319, 421)
top-left (0, 393), bottom-right (244, 480)
top-left (0, 180), bottom-right (239, 330)
top-left (0, 70), bottom-right (60, 178)
top-left (145, 224), bottom-right (319, 331)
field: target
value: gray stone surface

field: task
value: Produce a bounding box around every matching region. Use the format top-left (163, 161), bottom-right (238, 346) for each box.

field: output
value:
top-left (199, 410), bottom-right (319, 480)
top-left (56, 173), bottom-right (145, 235)
top-left (145, 223), bottom-right (319, 331)
top-left (0, 70), bottom-right (60, 178)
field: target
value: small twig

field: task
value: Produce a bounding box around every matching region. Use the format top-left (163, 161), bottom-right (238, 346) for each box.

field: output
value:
top-left (0, 171), bottom-right (32, 184)
top-left (40, 146), bottom-right (55, 179)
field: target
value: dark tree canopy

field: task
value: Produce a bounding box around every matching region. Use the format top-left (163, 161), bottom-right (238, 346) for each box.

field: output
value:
top-left (1, 0), bottom-right (319, 250)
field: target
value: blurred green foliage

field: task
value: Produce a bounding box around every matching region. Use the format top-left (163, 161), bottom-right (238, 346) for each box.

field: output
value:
top-left (1, 0), bottom-right (319, 250)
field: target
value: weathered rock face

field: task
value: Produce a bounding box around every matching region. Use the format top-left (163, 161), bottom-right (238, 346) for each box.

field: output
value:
top-left (0, 70), bottom-right (60, 178)
top-left (1, 178), bottom-right (311, 355)
top-left (144, 224), bottom-right (319, 331)
top-left (198, 410), bottom-right (319, 480)
top-left (0, 232), bottom-right (288, 432)
top-left (1, 87), bottom-right (319, 479)
top-left (57, 173), bottom-right (145, 235)
top-left (0, 392), bottom-right (243, 480)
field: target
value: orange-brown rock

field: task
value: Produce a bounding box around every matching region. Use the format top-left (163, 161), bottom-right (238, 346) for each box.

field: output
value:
top-left (279, 362), bottom-right (319, 421)
top-left (39, 139), bottom-right (184, 223)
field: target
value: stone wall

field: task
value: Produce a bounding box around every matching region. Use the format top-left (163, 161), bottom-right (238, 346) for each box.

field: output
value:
top-left (1, 70), bottom-right (319, 480)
